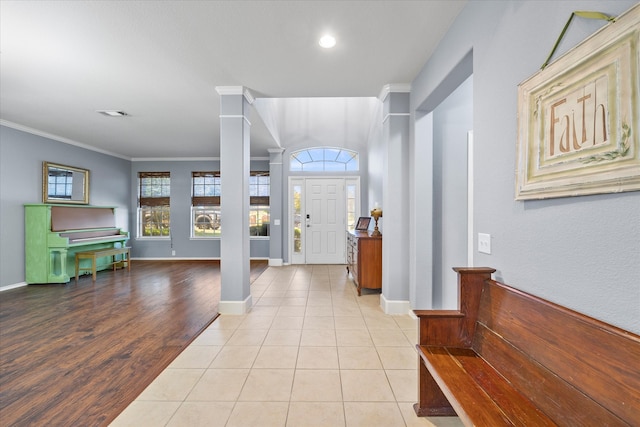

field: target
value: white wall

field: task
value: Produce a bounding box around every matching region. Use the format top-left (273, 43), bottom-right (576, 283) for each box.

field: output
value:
top-left (411, 1), bottom-right (640, 333)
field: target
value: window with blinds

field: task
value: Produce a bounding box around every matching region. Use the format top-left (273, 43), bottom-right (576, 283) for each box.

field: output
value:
top-left (191, 172), bottom-right (221, 237)
top-left (138, 172), bottom-right (170, 237)
top-left (191, 171), bottom-right (270, 238)
top-left (249, 172), bottom-right (270, 237)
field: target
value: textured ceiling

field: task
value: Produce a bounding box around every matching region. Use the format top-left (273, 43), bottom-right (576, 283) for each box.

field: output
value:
top-left (0, 1), bottom-right (466, 159)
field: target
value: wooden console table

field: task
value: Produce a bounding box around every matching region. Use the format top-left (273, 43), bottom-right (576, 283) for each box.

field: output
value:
top-left (346, 230), bottom-right (382, 295)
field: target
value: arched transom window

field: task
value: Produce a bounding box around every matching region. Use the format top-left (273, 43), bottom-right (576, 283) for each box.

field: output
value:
top-left (290, 147), bottom-right (359, 172)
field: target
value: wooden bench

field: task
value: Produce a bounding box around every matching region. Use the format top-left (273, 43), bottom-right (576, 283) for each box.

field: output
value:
top-left (75, 247), bottom-right (130, 282)
top-left (414, 267), bottom-right (640, 426)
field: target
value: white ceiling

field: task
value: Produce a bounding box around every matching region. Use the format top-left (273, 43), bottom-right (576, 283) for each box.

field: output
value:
top-left (0, 1), bottom-right (466, 159)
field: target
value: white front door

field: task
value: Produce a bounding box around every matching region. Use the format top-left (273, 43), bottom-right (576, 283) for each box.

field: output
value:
top-left (304, 178), bottom-right (345, 264)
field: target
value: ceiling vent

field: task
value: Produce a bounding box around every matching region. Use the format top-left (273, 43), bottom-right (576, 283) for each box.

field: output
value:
top-left (97, 110), bottom-right (128, 117)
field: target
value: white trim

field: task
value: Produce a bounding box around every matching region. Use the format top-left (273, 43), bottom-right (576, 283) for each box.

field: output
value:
top-left (0, 282), bottom-right (27, 292)
top-left (378, 83), bottom-right (411, 102)
top-left (130, 156), bottom-right (269, 162)
top-left (130, 257), bottom-right (270, 261)
top-left (467, 130), bottom-right (474, 266)
top-left (380, 293), bottom-right (411, 315)
top-left (243, 88), bottom-right (256, 105)
top-left (132, 157), bottom-right (220, 162)
top-left (215, 86), bottom-right (243, 96)
top-left (219, 114), bottom-right (252, 126)
top-left (130, 257), bottom-right (221, 261)
top-left (219, 295), bottom-right (253, 315)
top-left (382, 112), bottom-right (411, 124)
top-left (135, 237), bottom-right (171, 241)
top-left (1, 119), bottom-right (131, 160)
top-left (268, 258), bottom-right (284, 267)
top-left (215, 86), bottom-right (255, 104)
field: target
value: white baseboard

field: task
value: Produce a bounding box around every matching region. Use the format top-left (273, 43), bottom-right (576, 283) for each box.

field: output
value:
top-left (268, 258), bottom-right (283, 267)
top-left (130, 257), bottom-right (268, 261)
top-left (219, 295), bottom-right (253, 315)
top-left (0, 282), bottom-right (27, 292)
top-left (380, 293), bottom-right (411, 315)
top-left (130, 257), bottom-right (221, 261)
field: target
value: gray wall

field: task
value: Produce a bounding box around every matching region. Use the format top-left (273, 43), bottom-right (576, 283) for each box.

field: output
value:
top-left (432, 75), bottom-right (473, 309)
top-left (0, 127), bottom-right (273, 288)
top-left (130, 159), bottom-right (270, 259)
top-left (367, 103), bottom-right (384, 226)
top-left (0, 125), bottom-right (130, 287)
top-left (411, 1), bottom-right (640, 333)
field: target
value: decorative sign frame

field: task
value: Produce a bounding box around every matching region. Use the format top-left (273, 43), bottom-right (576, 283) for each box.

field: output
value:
top-left (516, 4), bottom-right (640, 200)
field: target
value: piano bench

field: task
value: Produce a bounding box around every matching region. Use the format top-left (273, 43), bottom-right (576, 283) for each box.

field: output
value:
top-left (75, 247), bottom-right (130, 282)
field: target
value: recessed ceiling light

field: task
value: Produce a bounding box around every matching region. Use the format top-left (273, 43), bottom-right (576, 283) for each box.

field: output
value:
top-left (319, 35), bottom-right (336, 49)
top-left (97, 110), bottom-right (128, 117)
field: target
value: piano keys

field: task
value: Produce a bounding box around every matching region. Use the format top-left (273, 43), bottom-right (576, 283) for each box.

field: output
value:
top-left (25, 204), bottom-right (129, 283)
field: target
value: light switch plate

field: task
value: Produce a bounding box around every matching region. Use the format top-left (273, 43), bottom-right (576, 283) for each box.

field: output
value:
top-left (478, 233), bottom-right (491, 254)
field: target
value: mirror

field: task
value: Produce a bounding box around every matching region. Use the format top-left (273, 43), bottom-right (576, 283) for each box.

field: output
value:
top-left (43, 162), bottom-right (90, 204)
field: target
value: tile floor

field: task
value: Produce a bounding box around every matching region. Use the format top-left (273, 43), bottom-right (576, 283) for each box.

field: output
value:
top-left (110, 265), bottom-right (463, 427)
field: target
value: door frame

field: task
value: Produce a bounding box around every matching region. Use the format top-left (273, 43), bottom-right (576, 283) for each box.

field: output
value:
top-left (288, 176), bottom-right (360, 264)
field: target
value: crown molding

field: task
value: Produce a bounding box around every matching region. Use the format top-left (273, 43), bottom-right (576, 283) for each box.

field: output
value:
top-left (0, 119), bottom-right (131, 160)
top-left (131, 157), bottom-right (220, 162)
top-left (130, 156), bottom-right (270, 162)
top-left (378, 83), bottom-right (411, 102)
top-left (215, 86), bottom-right (255, 104)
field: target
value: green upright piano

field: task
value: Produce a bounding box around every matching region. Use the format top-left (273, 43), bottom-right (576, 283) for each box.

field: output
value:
top-left (25, 204), bottom-right (129, 283)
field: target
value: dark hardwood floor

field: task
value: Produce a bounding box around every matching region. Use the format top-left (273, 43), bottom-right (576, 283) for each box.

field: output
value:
top-left (0, 260), bottom-right (268, 427)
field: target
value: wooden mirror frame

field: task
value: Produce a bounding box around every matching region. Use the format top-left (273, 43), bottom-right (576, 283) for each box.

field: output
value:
top-left (43, 161), bottom-right (90, 204)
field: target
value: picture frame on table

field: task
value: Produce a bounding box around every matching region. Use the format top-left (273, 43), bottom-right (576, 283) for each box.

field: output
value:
top-left (355, 217), bottom-right (371, 231)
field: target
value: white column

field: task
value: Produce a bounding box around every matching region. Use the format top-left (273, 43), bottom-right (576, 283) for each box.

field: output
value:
top-left (216, 86), bottom-right (253, 314)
